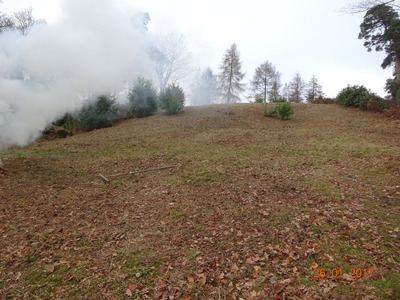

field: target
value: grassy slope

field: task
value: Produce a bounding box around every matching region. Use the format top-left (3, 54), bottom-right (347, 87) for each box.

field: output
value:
top-left (0, 103), bottom-right (399, 299)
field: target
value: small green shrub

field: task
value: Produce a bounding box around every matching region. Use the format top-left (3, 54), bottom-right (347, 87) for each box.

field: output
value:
top-left (159, 83), bottom-right (185, 115)
top-left (78, 94), bottom-right (117, 131)
top-left (367, 97), bottom-right (388, 111)
top-left (276, 102), bottom-right (294, 120)
top-left (271, 98), bottom-right (287, 103)
top-left (312, 97), bottom-right (336, 104)
top-left (128, 78), bottom-right (158, 118)
top-left (255, 97), bottom-right (263, 103)
top-left (53, 113), bottom-right (80, 132)
top-left (337, 85), bottom-right (382, 110)
top-left (385, 77), bottom-right (400, 100)
top-left (114, 103), bottom-right (131, 121)
top-left (264, 106), bottom-right (276, 117)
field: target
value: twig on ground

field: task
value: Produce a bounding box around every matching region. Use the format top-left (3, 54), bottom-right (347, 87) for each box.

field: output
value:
top-left (99, 165), bottom-right (180, 182)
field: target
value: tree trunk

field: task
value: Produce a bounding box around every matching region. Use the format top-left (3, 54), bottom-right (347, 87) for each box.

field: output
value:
top-left (228, 63), bottom-right (233, 103)
top-left (264, 80), bottom-right (267, 103)
top-left (395, 55), bottom-right (400, 84)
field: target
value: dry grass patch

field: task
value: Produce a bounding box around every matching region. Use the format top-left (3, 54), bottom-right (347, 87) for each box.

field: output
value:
top-left (1, 103), bottom-right (399, 299)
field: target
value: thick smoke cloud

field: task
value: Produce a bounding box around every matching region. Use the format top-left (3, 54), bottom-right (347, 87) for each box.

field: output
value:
top-left (0, 0), bottom-right (150, 150)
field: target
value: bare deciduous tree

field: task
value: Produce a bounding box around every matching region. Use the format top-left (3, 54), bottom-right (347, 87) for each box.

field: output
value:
top-left (250, 61), bottom-right (280, 103)
top-left (0, 6), bottom-right (41, 36)
top-left (306, 75), bottom-right (324, 102)
top-left (148, 33), bottom-right (192, 92)
top-left (281, 82), bottom-right (291, 101)
top-left (13, 8), bottom-right (35, 36)
top-left (0, 1), bottom-right (14, 34)
top-left (288, 72), bottom-right (306, 103)
top-left (0, 11), bottom-right (13, 33)
top-left (269, 79), bottom-right (282, 102)
top-left (218, 43), bottom-right (245, 103)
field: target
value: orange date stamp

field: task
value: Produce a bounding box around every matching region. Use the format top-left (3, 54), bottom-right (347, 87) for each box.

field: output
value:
top-left (313, 268), bottom-right (375, 279)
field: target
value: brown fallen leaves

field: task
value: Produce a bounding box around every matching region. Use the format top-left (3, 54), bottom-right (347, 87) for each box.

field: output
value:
top-left (1, 104), bottom-right (399, 299)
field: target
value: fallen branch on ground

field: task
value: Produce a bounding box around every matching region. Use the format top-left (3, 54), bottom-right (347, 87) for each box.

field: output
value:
top-left (98, 165), bottom-right (180, 182)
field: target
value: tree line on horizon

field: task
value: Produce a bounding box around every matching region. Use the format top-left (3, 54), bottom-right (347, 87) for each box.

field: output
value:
top-left (0, 2), bottom-right (323, 107)
top-left (1, 0), bottom-right (400, 107)
top-left (191, 43), bottom-right (324, 106)
top-left (161, 0), bottom-right (400, 105)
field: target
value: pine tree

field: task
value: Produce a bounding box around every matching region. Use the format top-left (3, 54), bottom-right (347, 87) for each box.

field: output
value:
top-left (359, 3), bottom-right (400, 89)
top-left (218, 43), bottom-right (245, 103)
top-left (359, 4), bottom-right (400, 70)
top-left (288, 72), bottom-right (306, 103)
top-left (191, 67), bottom-right (218, 105)
top-left (306, 75), bottom-right (324, 102)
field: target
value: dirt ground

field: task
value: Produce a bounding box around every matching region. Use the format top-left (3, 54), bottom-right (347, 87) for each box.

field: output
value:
top-left (1, 103), bottom-right (399, 299)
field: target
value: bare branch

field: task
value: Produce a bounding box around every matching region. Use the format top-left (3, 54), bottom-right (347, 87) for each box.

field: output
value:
top-left (0, 12), bottom-right (14, 33)
top-left (250, 61), bottom-right (280, 103)
top-left (13, 8), bottom-right (35, 35)
top-left (288, 72), bottom-right (306, 103)
top-left (340, 0), bottom-right (400, 14)
top-left (149, 32), bottom-right (192, 92)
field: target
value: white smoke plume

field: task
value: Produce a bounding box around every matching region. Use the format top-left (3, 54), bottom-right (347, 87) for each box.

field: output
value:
top-left (0, 0), bottom-right (151, 150)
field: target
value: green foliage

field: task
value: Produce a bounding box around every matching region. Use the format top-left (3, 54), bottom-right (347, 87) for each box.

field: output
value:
top-left (336, 85), bottom-right (384, 110)
top-left (78, 94), bottom-right (117, 131)
top-left (191, 67), bottom-right (218, 106)
top-left (312, 97), bottom-right (336, 104)
top-left (276, 102), bottom-right (294, 120)
top-left (263, 102), bottom-right (293, 120)
top-left (264, 106), bottom-right (276, 117)
top-left (271, 97), bottom-right (287, 103)
top-left (385, 77), bottom-right (400, 100)
top-left (366, 97), bottom-right (388, 111)
top-left (159, 83), bottom-right (185, 115)
top-left (53, 113), bottom-right (80, 132)
top-left (359, 4), bottom-right (400, 70)
top-left (128, 77), bottom-right (158, 118)
top-left (255, 97), bottom-right (263, 103)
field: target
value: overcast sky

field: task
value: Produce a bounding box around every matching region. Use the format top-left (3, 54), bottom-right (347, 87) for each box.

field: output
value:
top-left (1, 0), bottom-right (393, 98)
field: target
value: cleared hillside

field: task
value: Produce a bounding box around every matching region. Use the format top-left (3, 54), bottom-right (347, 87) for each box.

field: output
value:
top-left (1, 103), bottom-right (399, 299)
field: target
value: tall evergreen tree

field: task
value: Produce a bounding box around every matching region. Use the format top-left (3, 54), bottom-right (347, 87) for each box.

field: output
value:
top-left (288, 72), bottom-right (306, 103)
top-left (306, 75), bottom-right (324, 102)
top-left (218, 43), bottom-right (245, 103)
top-left (191, 67), bottom-right (218, 105)
top-left (250, 61), bottom-right (280, 103)
top-left (359, 3), bottom-right (400, 83)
